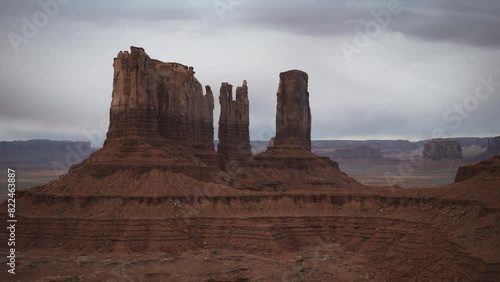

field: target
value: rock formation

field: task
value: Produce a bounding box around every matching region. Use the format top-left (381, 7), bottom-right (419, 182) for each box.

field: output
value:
top-left (217, 81), bottom-right (252, 163)
top-left (455, 155), bottom-right (500, 183)
top-left (423, 139), bottom-right (463, 160)
top-left (6, 47), bottom-right (500, 281)
top-left (329, 146), bottom-right (383, 159)
top-left (273, 70), bottom-right (311, 151)
top-left (108, 46), bottom-right (214, 149)
top-left (81, 47), bottom-right (224, 181)
top-left (228, 70), bottom-right (361, 190)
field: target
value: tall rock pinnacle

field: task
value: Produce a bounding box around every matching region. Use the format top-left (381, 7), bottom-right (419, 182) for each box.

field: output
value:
top-left (218, 80), bottom-right (252, 162)
top-left (273, 70), bottom-right (311, 151)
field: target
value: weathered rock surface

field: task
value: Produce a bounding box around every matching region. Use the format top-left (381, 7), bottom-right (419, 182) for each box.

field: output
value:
top-left (274, 70), bottom-right (311, 151)
top-left (108, 46), bottom-right (214, 149)
top-left (95, 47), bottom-right (223, 181)
top-left (423, 139), bottom-right (463, 160)
top-left (217, 81), bottom-right (252, 163)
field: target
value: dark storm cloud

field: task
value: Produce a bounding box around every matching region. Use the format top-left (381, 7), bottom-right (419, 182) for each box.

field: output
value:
top-left (3, 1), bottom-right (498, 46)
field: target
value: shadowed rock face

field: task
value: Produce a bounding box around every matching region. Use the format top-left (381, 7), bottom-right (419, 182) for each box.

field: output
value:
top-left (108, 46), bottom-right (214, 149)
top-left (274, 70), bottom-right (311, 151)
top-left (423, 139), bottom-right (463, 160)
top-left (217, 81), bottom-right (252, 163)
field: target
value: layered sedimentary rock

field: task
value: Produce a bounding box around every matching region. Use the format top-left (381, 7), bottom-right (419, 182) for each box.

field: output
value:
top-left (217, 81), bottom-right (252, 163)
top-left (423, 139), bottom-right (463, 160)
top-left (330, 146), bottom-right (383, 159)
top-left (273, 70), bottom-right (311, 151)
top-left (108, 46), bottom-right (214, 149)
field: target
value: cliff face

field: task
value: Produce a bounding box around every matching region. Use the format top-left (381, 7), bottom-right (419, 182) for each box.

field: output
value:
top-left (108, 46), bottom-right (214, 149)
top-left (217, 81), bottom-right (252, 163)
top-left (423, 139), bottom-right (463, 160)
top-left (274, 70), bottom-right (311, 151)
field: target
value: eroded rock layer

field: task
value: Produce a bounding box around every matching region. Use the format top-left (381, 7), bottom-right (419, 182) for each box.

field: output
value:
top-left (217, 81), bottom-right (252, 163)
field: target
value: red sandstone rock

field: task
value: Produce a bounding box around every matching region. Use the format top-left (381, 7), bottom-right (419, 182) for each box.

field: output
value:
top-left (217, 81), bottom-right (252, 163)
top-left (274, 70), bottom-right (311, 151)
top-left (108, 46), bottom-right (214, 150)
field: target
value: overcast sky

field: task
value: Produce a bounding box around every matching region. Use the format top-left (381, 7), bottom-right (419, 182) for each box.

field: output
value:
top-left (1, 0), bottom-right (499, 146)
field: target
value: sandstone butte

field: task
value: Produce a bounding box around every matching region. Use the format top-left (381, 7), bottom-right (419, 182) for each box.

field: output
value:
top-left (1, 47), bottom-right (499, 281)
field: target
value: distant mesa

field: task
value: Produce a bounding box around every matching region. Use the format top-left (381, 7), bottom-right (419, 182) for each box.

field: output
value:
top-left (423, 139), bottom-right (463, 160)
top-left (472, 136), bottom-right (500, 162)
top-left (329, 146), bottom-right (383, 159)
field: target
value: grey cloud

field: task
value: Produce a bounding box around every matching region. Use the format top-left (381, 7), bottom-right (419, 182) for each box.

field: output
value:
top-left (230, 0), bottom-right (500, 48)
top-left (0, 1), bottom-right (499, 145)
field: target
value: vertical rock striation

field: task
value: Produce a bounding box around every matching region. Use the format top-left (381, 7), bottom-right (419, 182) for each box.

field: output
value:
top-left (108, 46), bottom-right (214, 150)
top-left (273, 70), bottom-right (311, 151)
top-left (217, 81), bottom-right (252, 163)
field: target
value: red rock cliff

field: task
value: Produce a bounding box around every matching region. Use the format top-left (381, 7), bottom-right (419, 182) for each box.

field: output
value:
top-left (108, 46), bottom-right (214, 149)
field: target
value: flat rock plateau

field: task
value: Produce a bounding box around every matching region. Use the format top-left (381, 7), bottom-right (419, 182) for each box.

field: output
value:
top-left (1, 47), bottom-right (499, 281)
